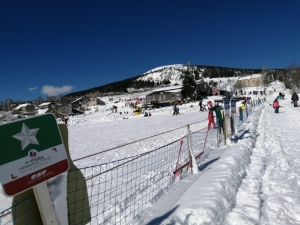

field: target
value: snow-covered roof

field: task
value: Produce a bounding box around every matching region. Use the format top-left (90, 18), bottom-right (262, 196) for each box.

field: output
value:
top-left (165, 90), bottom-right (181, 93)
top-left (15, 103), bottom-right (29, 110)
top-left (152, 86), bottom-right (182, 92)
top-left (96, 97), bottom-right (108, 103)
top-left (38, 102), bottom-right (52, 107)
top-left (71, 96), bottom-right (85, 103)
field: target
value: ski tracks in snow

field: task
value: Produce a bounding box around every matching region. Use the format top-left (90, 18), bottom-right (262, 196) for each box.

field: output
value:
top-left (259, 104), bottom-right (300, 225)
top-left (225, 104), bottom-right (266, 225)
top-left (226, 102), bottom-right (300, 225)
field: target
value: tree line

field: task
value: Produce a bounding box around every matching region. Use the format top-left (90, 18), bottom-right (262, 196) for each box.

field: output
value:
top-left (2, 63), bottom-right (299, 111)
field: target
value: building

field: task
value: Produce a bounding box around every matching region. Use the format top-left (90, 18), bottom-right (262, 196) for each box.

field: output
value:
top-left (57, 104), bottom-right (73, 116)
top-left (36, 102), bottom-right (56, 115)
top-left (82, 98), bottom-right (106, 110)
top-left (71, 96), bottom-right (106, 111)
top-left (0, 111), bottom-right (18, 124)
top-left (196, 81), bottom-right (213, 96)
top-left (71, 96), bottom-right (91, 111)
top-left (237, 74), bottom-right (264, 87)
top-left (12, 103), bottom-right (36, 117)
top-left (145, 87), bottom-right (182, 107)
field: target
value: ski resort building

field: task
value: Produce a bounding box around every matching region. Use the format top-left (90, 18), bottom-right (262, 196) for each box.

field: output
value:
top-left (237, 74), bottom-right (264, 87)
top-left (145, 87), bottom-right (182, 107)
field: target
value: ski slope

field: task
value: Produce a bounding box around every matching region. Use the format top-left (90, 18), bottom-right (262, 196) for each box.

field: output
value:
top-left (1, 81), bottom-right (300, 225)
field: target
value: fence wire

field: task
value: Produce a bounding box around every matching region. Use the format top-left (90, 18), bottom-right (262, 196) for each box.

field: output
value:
top-left (0, 100), bottom-right (265, 225)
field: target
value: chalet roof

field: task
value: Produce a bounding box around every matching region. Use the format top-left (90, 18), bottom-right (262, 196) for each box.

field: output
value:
top-left (148, 87), bottom-right (182, 95)
top-left (38, 102), bottom-right (52, 107)
top-left (15, 103), bottom-right (29, 110)
top-left (96, 97), bottom-right (109, 104)
top-left (165, 90), bottom-right (181, 93)
top-left (153, 86), bottom-right (182, 92)
top-left (71, 96), bottom-right (85, 103)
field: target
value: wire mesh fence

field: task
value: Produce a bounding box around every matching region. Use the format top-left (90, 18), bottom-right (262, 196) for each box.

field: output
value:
top-left (0, 100), bottom-right (265, 225)
top-left (67, 124), bottom-right (218, 224)
top-left (224, 97), bottom-right (266, 141)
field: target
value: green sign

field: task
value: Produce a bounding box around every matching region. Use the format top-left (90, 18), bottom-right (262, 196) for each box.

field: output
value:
top-left (0, 113), bottom-right (69, 196)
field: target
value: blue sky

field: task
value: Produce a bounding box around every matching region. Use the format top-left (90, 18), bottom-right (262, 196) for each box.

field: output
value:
top-left (1, 1), bottom-right (299, 102)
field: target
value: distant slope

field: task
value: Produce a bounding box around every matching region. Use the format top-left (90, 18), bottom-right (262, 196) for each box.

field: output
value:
top-left (65, 64), bottom-right (262, 98)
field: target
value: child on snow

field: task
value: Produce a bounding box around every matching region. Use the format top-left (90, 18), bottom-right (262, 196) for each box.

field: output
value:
top-left (273, 99), bottom-right (280, 113)
top-left (207, 101), bottom-right (216, 129)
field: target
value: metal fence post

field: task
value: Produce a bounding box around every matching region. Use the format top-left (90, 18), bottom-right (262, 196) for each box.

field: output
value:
top-left (239, 107), bottom-right (243, 121)
top-left (186, 124), bottom-right (198, 174)
top-left (222, 112), bottom-right (227, 145)
top-left (230, 114), bottom-right (235, 137)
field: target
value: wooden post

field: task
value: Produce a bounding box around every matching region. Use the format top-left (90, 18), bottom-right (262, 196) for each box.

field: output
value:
top-left (33, 182), bottom-right (59, 225)
top-left (186, 124), bottom-right (198, 174)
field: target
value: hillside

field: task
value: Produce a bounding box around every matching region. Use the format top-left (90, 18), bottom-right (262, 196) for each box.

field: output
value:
top-left (65, 64), bottom-right (263, 98)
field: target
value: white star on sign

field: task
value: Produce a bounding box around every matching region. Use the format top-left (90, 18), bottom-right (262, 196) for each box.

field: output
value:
top-left (13, 123), bottom-right (40, 150)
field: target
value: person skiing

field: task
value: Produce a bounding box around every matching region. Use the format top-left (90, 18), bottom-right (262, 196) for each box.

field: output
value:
top-left (173, 103), bottom-right (178, 116)
top-left (241, 100), bottom-right (248, 117)
top-left (273, 98), bottom-right (280, 113)
top-left (199, 98), bottom-right (203, 111)
top-left (207, 101), bottom-right (216, 129)
top-left (291, 92), bottom-right (299, 107)
top-left (112, 105), bottom-right (118, 113)
top-left (278, 92), bottom-right (284, 99)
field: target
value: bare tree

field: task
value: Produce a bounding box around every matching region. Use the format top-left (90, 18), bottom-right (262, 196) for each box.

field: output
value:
top-left (227, 79), bottom-right (235, 91)
top-left (35, 96), bottom-right (44, 106)
top-left (233, 81), bottom-right (244, 90)
top-left (46, 96), bottom-right (57, 102)
top-left (278, 69), bottom-right (290, 89)
top-left (261, 66), bottom-right (274, 84)
top-left (25, 104), bottom-right (35, 113)
top-left (288, 60), bottom-right (300, 92)
top-left (5, 98), bottom-right (13, 111)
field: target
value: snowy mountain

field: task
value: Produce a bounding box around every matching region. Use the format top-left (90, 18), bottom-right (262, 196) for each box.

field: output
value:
top-left (66, 64), bottom-right (262, 98)
top-left (137, 64), bottom-right (191, 85)
top-left (136, 64), bottom-right (261, 85)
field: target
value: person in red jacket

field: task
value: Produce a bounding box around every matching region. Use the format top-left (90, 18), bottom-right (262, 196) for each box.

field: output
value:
top-left (62, 116), bottom-right (69, 125)
top-left (273, 98), bottom-right (280, 113)
top-left (207, 101), bottom-right (216, 129)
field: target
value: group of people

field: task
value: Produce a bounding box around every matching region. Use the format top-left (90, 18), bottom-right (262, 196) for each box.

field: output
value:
top-left (144, 112), bottom-right (152, 117)
top-left (272, 92), bottom-right (299, 113)
top-left (205, 98), bottom-right (251, 129)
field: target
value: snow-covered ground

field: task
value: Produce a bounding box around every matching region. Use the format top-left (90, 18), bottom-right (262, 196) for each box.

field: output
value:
top-left (144, 82), bottom-right (300, 225)
top-left (1, 81), bottom-right (300, 225)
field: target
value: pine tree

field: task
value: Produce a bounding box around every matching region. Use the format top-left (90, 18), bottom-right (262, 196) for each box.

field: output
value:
top-left (180, 70), bottom-right (197, 102)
